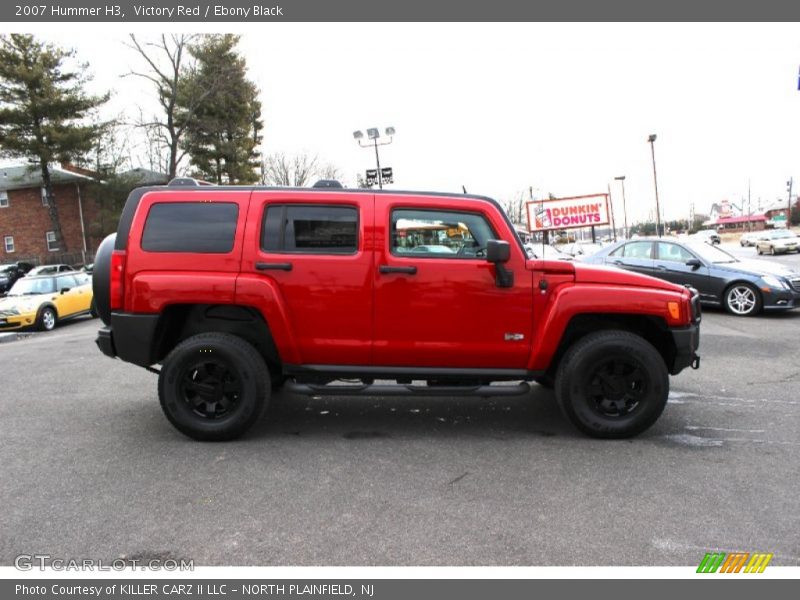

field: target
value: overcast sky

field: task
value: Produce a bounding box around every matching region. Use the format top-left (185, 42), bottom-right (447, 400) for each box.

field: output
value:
top-left (7, 22), bottom-right (800, 224)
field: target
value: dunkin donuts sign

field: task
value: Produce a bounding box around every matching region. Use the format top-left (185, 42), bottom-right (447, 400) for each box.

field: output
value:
top-left (526, 194), bottom-right (610, 232)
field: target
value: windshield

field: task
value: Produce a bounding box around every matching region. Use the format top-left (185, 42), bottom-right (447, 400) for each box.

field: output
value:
top-left (686, 242), bottom-right (737, 263)
top-left (7, 277), bottom-right (55, 296)
top-left (771, 230), bottom-right (794, 239)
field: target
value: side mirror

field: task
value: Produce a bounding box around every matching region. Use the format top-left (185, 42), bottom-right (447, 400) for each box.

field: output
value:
top-left (685, 258), bottom-right (702, 270)
top-left (59, 287), bottom-right (71, 294)
top-left (486, 240), bottom-right (510, 263)
top-left (486, 240), bottom-right (513, 288)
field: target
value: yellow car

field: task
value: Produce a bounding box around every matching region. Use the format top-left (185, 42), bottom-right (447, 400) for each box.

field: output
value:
top-left (0, 271), bottom-right (96, 332)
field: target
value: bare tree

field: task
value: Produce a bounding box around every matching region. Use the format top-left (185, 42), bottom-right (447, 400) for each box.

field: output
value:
top-left (125, 34), bottom-right (222, 179)
top-left (261, 152), bottom-right (328, 187)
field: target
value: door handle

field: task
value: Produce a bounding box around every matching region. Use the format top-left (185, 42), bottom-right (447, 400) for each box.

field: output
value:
top-left (656, 265), bottom-right (667, 271)
top-left (256, 262), bottom-right (292, 271)
top-left (379, 265), bottom-right (417, 275)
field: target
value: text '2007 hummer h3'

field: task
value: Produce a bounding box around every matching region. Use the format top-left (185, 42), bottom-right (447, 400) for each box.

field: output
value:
top-left (93, 181), bottom-right (700, 441)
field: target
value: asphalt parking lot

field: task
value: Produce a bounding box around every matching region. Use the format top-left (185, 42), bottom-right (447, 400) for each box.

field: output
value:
top-left (1, 244), bottom-right (798, 567)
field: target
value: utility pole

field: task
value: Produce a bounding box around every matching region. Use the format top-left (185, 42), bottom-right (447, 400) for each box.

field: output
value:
top-left (787, 178), bottom-right (794, 229)
top-left (648, 134), bottom-right (662, 238)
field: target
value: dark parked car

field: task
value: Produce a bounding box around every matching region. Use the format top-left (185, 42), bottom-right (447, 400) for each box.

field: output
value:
top-left (0, 262), bottom-right (34, 295)
top-left (584, 239), bottom-right (800, 316)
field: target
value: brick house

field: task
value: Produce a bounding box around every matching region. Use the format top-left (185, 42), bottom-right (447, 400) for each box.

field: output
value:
top-left (0, 163), bottom-right (99, 266)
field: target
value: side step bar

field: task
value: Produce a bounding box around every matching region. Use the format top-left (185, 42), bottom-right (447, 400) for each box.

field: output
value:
top-left (286, 382), bottom-right (531, 397)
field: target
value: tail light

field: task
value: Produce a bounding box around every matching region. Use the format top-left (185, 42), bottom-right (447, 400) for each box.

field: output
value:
top-left (110, 250), bottom-right (126, 310)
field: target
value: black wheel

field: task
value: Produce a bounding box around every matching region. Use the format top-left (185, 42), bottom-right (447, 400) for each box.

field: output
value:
top-left (158, 333), bottom-right (270, 441)
top-left (37, 306), bottom-right (57, 331)
top-left (756, 246), bottom-right (762, 255)
top-left (555, 331), bottom-right (669, 438)
top-left (723, 282), bottom-right (761, 317)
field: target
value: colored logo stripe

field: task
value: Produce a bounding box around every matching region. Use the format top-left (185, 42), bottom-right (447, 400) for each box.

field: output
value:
top-left (720, 553), bottom-right (749, 573)
top-left (697, 552), bottom-right (773, 573)
top-left (744, 553), bottom-right (773, 573)
top-left (697, 552), bottom-right (726, 573)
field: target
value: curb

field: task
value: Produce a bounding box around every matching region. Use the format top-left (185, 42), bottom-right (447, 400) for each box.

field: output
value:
top-left (0, 332), bottom-right (35, 345)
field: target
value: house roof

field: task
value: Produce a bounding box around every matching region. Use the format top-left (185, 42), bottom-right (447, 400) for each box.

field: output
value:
top-left (0, 164), bottom-right (93, 191)
top-left (715, 215), bottom-right (767, 224)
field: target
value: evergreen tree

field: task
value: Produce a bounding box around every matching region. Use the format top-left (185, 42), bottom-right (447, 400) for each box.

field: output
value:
top-left (0, 34), bottom-right (108, 251)
top-left (180, 35), bottom-right (263, 184)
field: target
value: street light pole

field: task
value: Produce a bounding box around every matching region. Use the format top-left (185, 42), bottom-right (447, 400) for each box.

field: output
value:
top-left (373, 137), bottom-right (383, 189)
top-left (614, 175), bottom-right (628, 239)
top-left (648, 134), bottom-right (662, 238)
top-left (787, 177), bottom-right (794, 229)
top-left (353, 127), bottom-right (395, 190)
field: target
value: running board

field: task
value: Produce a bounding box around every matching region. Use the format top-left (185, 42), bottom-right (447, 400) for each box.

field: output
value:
top-left (285, 382), bottom-right (531, 397)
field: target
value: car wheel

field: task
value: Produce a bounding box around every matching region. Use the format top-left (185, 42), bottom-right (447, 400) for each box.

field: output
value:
top-left (769, 245), bottom-right (775, 255)
top-left (158, 332), bottom-right (270, 441)
top-left (554, 331), bottom-right (669, 438)
top-left (723, 283), bottom-right (762, 317)
top-left (37, 307), bottom-right (57, 331)
top-left (756, 246), bottom-right (762, 255)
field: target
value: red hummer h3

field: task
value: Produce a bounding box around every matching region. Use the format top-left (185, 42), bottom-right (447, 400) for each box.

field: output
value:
top-left (93, 181), bottom-right (700, 440)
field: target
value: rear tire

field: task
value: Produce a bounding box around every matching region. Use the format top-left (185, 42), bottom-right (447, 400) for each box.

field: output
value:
top-left (555, 331), bottom-right (669, 438)
top-left (158, 333), bottom-right (270, 441)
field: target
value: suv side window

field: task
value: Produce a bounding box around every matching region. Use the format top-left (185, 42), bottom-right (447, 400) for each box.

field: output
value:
top-left (141, 202), bottom-right (239, 253)
top-left (261, 205), bottom-right (358, 254)
top-left (390, 209), bottom-right (496, 259)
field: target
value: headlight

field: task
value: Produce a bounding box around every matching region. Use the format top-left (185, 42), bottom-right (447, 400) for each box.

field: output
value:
top-left (761, 275), bottom-right (788, 290)
top-left (0, 308), bottom-right (20, 316)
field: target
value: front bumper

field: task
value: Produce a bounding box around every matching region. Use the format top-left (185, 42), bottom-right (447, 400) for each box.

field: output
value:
top-left (669, 323), bottom-right (700, 375)
top-left (0, 310), bottom-right (38, 331)
top-left (762, 287), bottom-right (800, 311)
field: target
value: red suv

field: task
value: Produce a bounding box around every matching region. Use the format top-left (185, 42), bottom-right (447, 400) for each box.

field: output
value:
top-left (93, 181), bottom-right (700, 440)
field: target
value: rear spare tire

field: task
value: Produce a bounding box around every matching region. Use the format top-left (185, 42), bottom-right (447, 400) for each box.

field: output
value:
top-left (158, 332), bottom-right (270, 441)
top-left (555, 331), bottom-right (669, 438)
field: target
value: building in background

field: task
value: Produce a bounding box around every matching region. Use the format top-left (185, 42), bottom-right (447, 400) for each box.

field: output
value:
top-left (0, 163), bottom-right (98, 266)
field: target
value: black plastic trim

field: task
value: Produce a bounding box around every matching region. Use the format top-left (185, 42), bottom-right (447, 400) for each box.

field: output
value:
top-left (287, 381), bottom-right (531, 397)
top-left (108, 312), bottom-right (160, 366)
top-left (669, 324), bottom-right (700, 375)
top-left (283, 364), bottom-right (538, 381)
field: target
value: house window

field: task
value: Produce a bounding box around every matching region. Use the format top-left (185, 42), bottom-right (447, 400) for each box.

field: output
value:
top-left (0, 190), bottom-right (8, 208)
top-left (46, 231), bottom-right (59, 252)
top-left (41, 187), bottom-right (50, 207)
top-left (4, 236), bottom-right (13, 253)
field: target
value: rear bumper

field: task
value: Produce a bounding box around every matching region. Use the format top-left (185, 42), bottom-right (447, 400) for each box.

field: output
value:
top-left (669, 324), bottom-right (700, 375)
top-left (95, 313), bottom-right (160, 366)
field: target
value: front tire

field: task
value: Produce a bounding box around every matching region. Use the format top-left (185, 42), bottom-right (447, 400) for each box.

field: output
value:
top-left (158, 333), bottom-right (270, 441)
top-left (723, 282), bottom-right (761, 317)
top-left (555, 331), bottom-right (669, 439)
top-left (37, 307), bottom-right (57, 331)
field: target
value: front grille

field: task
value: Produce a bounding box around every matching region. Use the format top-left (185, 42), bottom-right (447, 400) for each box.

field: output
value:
top-left (790, 277), bottom-right (800, 293)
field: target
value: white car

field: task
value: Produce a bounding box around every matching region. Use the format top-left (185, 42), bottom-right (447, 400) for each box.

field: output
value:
top-left (524, 243), bottom-right (571, 260)
top-left (739, 231), bottom-right (763, 247)
top-left (755, 229), bottom-right (800, 255)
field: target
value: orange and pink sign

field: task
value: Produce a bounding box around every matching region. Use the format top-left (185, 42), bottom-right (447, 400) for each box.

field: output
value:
top-left (526, 194), bottom-right (610, 232)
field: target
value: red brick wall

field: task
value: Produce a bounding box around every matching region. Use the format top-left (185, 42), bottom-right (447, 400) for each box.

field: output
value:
top-left (0, 182), bottom-right (99, 265)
